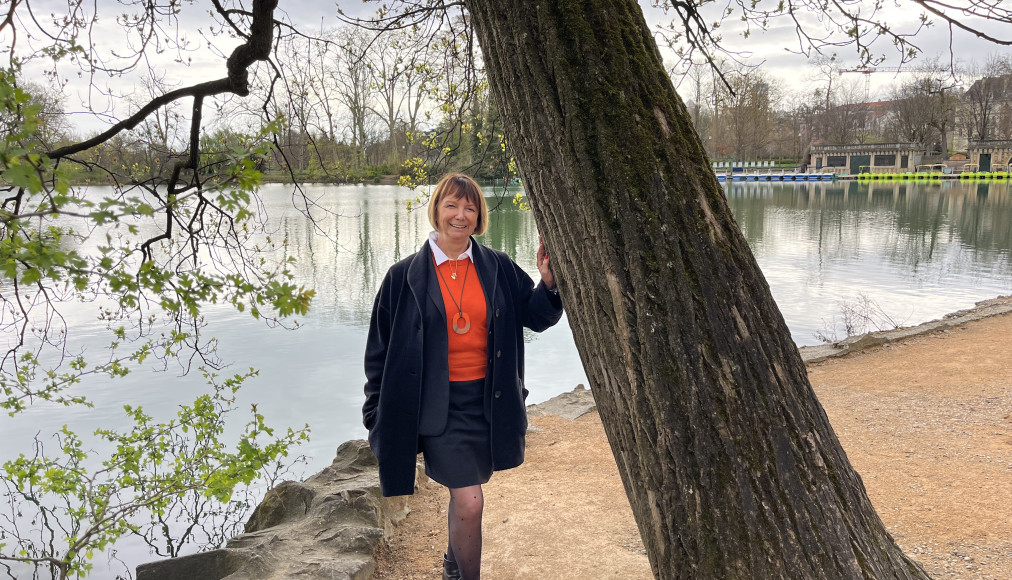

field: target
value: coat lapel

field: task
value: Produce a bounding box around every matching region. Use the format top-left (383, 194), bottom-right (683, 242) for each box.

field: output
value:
top-left (471, 238), bottom-right (498, 329)
top-left (407, 241), bottom-right (445, 321)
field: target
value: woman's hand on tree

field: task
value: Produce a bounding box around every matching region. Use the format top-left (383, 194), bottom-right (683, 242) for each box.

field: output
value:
top-left (536, 236), bottom-right (556, 290)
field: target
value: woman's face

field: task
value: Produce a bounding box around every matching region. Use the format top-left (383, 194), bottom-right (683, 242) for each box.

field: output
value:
top-left (436, 194), bottom-right (478, 245)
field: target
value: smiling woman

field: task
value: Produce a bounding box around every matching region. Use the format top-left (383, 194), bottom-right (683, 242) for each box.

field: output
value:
top-left (362, 173), bottom-right (563, 580)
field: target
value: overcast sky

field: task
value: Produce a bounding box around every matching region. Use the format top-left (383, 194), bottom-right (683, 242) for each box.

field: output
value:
top-left (10, 0), bottom-right (1009, 135)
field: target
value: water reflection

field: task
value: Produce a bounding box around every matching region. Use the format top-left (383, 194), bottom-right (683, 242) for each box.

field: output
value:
top-left (730, 180), bottom-right (1012, 257)
top-left (725, 180), bottom-right (1012, 344)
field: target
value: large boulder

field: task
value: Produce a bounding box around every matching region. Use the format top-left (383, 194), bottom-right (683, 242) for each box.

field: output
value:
top-left (136, 440), bottom-right (420, 580)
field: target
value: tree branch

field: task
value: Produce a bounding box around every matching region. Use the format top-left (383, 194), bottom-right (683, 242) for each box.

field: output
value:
top-left (48, 0), bottom-right (279, 160)
top-left (0, 0), bottom-right (22, 61)
top-left (914, 0), bottom-right (1012, 45)
top-left (337, 0), bottom-right (464, 32)
top-left (48, 80), bottom-right (230, 160)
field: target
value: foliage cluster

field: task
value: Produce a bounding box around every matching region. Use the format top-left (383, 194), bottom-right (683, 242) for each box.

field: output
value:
top-left (1, 65), bottom-right (312, 578)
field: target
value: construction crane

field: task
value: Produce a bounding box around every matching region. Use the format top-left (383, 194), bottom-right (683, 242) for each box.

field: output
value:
top-left (838, 67), bottom-right (906, 101)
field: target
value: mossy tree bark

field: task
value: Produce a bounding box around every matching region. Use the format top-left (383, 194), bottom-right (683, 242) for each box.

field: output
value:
top-left (464, 1), bottom-right (930, 578)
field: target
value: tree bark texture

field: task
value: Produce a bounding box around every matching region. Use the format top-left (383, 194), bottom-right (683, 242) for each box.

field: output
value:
top-left (464, 2), bottom-right (930, 578)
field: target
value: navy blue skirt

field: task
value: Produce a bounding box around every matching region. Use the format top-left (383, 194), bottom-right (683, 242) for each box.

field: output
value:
top-left (419, 378), bottom-right (492, 488)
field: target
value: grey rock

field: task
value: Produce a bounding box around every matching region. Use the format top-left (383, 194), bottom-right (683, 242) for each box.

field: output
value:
top-left (135, 549), bottom-right (247, 580)
top-left (244, 480), bottom-right (315, 533)
top-left (527, 384), bottom-right (596, 420)
top-left (136, 439), bottom-right (420, 580)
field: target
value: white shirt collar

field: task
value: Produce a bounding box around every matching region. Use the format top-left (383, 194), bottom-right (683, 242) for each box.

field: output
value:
top-left (427, 231), bottom-right (473, 265)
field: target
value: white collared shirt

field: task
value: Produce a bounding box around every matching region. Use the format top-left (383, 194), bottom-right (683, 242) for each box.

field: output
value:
top-left (427, 231), bottom-right (474, 265)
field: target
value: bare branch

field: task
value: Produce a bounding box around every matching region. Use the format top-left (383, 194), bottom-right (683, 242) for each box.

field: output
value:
top-left (49, 0), bottom-right (279, 160)
top-left (914, 0), bottom-right (1012, 45)
top-left (337, 0), bottom-right (464, 32)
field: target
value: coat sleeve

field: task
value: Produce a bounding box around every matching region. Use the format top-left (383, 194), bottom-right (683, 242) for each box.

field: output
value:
top-left (363, 271), bottom-right (393, 432)
top-left (506, 257), bottom-right (563, 332)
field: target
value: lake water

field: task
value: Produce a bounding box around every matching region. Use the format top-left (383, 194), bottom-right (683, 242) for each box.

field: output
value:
top-left (2, 178), bottom-right (1011, 574)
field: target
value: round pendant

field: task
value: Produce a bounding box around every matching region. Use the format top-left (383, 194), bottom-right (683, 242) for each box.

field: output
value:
top-left (452, 312), bottom-right (471, 334)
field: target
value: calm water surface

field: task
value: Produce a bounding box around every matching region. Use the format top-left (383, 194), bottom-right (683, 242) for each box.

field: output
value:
top-left (2, 179), bottom-right (1011, 573)
top-left (7, 179), bottom-right (1012, 468)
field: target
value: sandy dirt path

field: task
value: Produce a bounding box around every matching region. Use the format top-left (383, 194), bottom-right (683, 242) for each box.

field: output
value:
top-left (372, 312), bottom-right (1012, 579)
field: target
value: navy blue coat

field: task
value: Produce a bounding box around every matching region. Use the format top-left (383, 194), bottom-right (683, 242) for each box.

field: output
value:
top-left (363, 239), bottom-right (563, 497)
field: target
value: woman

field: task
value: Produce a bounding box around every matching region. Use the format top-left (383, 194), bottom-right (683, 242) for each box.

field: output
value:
top-left (363, 173), bottom-right (563, 579)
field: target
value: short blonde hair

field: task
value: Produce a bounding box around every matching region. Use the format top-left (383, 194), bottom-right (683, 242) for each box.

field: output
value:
top-left (427, 173), bottom-right (490, 236)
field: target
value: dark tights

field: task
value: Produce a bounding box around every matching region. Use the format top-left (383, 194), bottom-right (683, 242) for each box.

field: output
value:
top-left (446, 484), bottom-right (484, 579)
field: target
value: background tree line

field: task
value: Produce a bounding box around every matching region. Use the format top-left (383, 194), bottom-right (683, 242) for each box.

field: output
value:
top-left (15, 23), bottom-right (513, 186)
top-left (25, 48), bottom-right (1012, 189)
top-left (677, 53), bottom-right (1012, 164)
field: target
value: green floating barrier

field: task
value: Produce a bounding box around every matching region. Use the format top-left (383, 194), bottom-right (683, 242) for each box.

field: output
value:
top-left (852, 170), bottom-right (986, 181)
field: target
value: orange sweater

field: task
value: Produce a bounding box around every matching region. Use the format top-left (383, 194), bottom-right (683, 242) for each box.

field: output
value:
top-left (433, 256), bottom-right (488, 381)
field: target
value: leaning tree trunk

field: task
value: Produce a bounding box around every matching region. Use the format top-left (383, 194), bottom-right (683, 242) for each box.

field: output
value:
top-left (464, 1), bottom-right (930, 578)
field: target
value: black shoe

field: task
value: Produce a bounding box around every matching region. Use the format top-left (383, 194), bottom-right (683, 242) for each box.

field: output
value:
top-left (442, 553), bottom-right (461, 580)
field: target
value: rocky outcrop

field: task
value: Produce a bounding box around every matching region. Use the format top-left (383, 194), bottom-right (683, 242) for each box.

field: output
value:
top-left (527, 384), bottom-right (596, 420)
top-left (136, 440), bottom-right (419, 580)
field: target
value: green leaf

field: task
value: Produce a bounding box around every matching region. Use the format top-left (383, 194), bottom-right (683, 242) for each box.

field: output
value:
top-left (20, 267), bottom-right (41, 285)
top-left (3, 163), bottom-right (42, 193)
